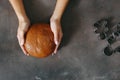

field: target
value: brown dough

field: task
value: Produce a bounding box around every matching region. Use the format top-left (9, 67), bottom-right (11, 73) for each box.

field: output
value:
top-left (24, 23), bottom-right (56, 58)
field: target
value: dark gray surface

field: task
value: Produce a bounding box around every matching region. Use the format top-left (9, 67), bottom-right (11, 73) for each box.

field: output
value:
top-left (0, 0), bottom-right (120, 80)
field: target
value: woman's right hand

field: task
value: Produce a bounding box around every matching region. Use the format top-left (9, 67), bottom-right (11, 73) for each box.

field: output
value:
top-left (17, 19), bottom-right (30, 56)
top-left (9, 0), bottom-right (31, 55)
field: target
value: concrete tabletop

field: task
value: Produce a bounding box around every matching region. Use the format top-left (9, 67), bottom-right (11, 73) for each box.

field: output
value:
top-left (0, 0), bottom-right (120, 80)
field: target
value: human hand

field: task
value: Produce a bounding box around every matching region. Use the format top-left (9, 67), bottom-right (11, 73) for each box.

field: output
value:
top-left (17, 20), bottom-right (30, 56)
top-left (50, 19), bottom-right (63, 54)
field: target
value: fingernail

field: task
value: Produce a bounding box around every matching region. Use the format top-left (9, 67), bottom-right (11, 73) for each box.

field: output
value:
top-left (54, 50), bottom-right (57, 54)
top-left (25, 53), bottom-right (29, 56)
top-left (55, 41), bottom-right (58, 45)
top-left (26, 54), bottom-right (29, 56)
top-left (52, 52), bottom-right (56, 56)
top-left (20, 41), bottom-right (24, 45)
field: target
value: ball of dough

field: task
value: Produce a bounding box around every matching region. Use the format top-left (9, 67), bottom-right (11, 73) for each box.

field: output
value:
top-left (24, 23), bottom-right (56, 58)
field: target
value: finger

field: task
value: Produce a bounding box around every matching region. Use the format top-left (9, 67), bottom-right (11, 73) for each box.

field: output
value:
top-left (17, 33), bottom-right (29, 56)
top-left (20, 45), bottom-right (29, 56)
top-left (54, 43), bottom-right (59, 53)
top-left (53, 30), bottom-right (59, 45)
top-left (53, 32), bottom-right (59, 53)
top-left (17, 31), bottom-right (24, 45)
top-left (54, 32), bottom-right (63, 53)
top-left (50, 22), bottom-right (59, 45)
top-left (19, 39), bottom-right (29, 56)
top-left (52, 42), bottom-right (59, 55)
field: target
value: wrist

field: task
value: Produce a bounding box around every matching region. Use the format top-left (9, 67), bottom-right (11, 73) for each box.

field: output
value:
top-left (18, 18), bottom-right (30, 24)
top-left (18, 15), bottom-right (29, 22)
top-left (50, 16), bottom-right (61, 23)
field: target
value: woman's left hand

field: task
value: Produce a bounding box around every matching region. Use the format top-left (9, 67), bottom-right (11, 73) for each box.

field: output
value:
top-left (50, 19), bottom-right (63, 54)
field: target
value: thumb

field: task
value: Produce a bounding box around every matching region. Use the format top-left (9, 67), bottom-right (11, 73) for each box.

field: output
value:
top-left (19, 32), bottom-right (25, 46)
top-left (20, 38), bottom-right (24, 45)
top-left (54, 32), bottom-right (59, 45)
top-left (53, 32), bottom-right (61, 53)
